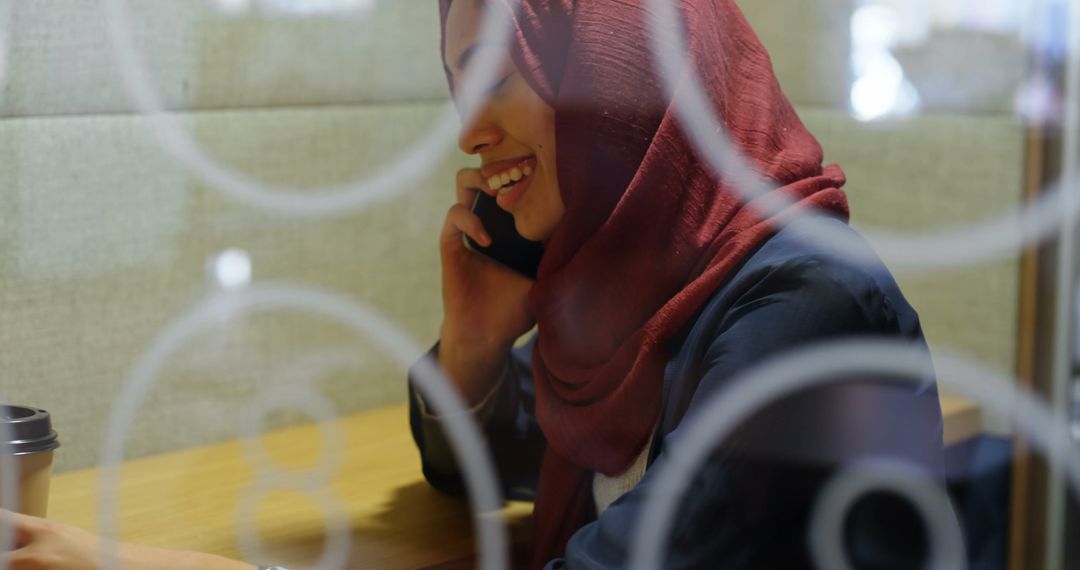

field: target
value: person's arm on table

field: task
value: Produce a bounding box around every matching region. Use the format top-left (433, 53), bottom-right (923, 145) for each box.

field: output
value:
top-left (0, 509), bottom-right (253, 570)
top-left (409, 337), bottom-right (546, 500)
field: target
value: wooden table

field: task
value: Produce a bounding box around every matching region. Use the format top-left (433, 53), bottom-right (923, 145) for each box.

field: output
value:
top-left (47, 396), bottom-right (981, 569)
top-left (48, 405), bottom-right (531, 569)
top-left (940, 394), bottom-right (982, 446)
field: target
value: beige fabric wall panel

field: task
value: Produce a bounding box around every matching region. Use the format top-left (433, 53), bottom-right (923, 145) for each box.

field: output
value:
top-left (735, 0), bottom-right (854, 110)
top-left (800, 108), bottom-right (1025, 379)
top-left (737, 0), bottom-right (1027, 114)
top-left (0, 102), bottom-right (469, 472)
top-left (802, 110), bottom-right (1026, 230)
top-left (3, 1), bottom-right (446, 117)
top-left (4, 0), bottom-right (1027, 117)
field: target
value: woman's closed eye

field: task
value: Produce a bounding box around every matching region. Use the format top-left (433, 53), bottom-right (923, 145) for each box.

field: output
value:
top-left (450, 72), bottom-right (512, 115)
top-left (485, 73), bottom-right (513, 96)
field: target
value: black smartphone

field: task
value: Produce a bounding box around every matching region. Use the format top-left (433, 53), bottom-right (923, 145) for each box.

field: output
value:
top-left (463, 192), bottom-right (545, 280)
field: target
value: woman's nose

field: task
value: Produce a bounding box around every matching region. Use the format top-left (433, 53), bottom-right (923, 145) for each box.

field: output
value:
top-left (458, 114), bottom-right (503, 155)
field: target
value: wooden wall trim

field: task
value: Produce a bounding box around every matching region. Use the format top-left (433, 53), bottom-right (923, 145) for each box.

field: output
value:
top-left (1010, 120), bottom-right (1049, 570)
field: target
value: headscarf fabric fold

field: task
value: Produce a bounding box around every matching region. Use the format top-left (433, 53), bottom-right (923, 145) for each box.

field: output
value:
top-left (438, 0), bottom-right (849, 566)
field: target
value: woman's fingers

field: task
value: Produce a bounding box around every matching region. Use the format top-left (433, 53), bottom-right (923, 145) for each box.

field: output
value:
top-left (0, 509), bottom-right (39, 548)
top-left (456, 167), bottom-right (493, 207)
top-left (449, 167), bottom-right (494, 248)
top-left (443, 203), bottom-right (491, 248)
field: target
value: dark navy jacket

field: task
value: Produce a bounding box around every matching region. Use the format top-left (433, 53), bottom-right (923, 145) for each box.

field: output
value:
top-left (409, 217), bottom-right (945, 569)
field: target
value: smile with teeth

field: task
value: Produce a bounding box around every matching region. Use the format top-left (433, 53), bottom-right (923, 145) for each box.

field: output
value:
top-left (487, 160), bottom-right (536, 196)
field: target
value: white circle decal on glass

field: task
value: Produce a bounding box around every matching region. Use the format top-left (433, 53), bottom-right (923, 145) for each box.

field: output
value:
top-left (103, 0), bottom-right (523, 218)
top-left (629, 340), bottom-right (1079, 569)
top-left (98, 284), bottom-right (509, 570)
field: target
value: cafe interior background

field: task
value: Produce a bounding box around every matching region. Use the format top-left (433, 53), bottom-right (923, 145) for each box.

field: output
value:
top-left (1, 0), bottom-right (1079, 567)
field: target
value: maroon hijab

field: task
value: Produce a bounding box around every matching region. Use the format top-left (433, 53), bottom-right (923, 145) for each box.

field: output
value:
top-left (439, 0), bottom-right (849, 565)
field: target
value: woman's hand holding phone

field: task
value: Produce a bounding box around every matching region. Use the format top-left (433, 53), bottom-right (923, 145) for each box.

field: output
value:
top-left (438, 167), bottom-right (535, 405)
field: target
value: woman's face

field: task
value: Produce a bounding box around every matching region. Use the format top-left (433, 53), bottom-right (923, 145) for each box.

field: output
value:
top-left (444, 0), bottom-right (564, 243)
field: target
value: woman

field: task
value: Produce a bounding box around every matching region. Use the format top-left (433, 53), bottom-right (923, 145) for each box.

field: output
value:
top-left (412, 0), bottom-right (943, 568)
top-left (1, 0), bottom-right (943, 568)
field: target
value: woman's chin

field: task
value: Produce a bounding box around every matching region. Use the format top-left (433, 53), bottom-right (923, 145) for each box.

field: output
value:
top-left (514, 217), bottom-right (553, 243)
top-left (515, 221), bottom-right (540, 242)
top-left (511, 197), bottom-right (562, 243)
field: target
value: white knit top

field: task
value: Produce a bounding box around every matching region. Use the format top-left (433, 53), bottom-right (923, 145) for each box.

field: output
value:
top-left (592, 430), bottom-right (655, 515)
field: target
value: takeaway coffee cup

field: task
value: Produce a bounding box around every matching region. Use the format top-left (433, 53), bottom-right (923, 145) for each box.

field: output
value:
top-left (0, 406), bottom-right (60, 517)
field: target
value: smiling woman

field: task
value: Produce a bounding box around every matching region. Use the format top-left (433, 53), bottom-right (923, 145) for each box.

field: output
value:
top-left (410, 0), bottom-right (946, 569)
top-left (442, 0), bottom-right (563, 242)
